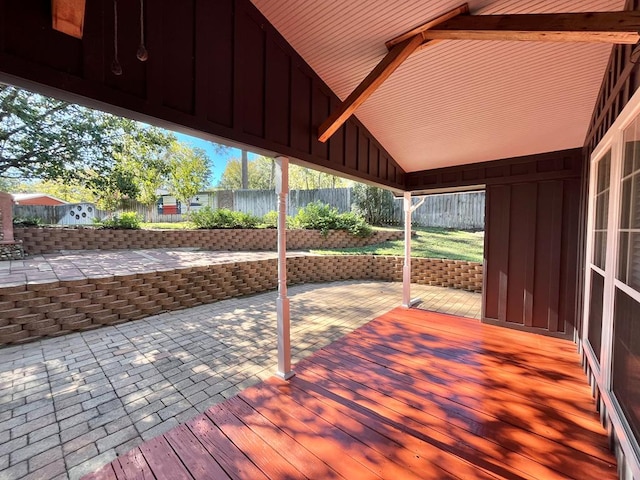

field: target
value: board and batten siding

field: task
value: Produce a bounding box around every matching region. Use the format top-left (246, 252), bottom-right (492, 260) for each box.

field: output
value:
top-left (0, 0), bottom-right (405, 191)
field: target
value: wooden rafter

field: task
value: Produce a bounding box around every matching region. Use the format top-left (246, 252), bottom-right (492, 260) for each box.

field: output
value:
top-left (387, 11), bottom-right (640, 49)
top-left (317, 5), bottom-right (468, 143)
top-left (319, 8), bottom-right (640, 143)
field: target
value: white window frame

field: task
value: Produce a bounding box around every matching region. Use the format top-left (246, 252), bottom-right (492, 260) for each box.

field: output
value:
top-left (583, 87), bottom-right (640, 479)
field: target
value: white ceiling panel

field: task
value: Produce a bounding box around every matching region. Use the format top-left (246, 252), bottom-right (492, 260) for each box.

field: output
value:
top-left (251, 0), bottom-right (625, 172)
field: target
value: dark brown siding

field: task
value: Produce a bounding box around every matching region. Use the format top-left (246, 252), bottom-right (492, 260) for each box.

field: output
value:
top-left (406, 149), bottom-right (583, 192)
top-left (0, 0), bottom-right (405, 190)
top-left (483, 153), bottom-right (582, 337)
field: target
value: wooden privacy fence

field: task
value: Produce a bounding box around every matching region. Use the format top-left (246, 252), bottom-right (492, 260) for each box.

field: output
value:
top-left (14, 189), bottom-right (485, 229)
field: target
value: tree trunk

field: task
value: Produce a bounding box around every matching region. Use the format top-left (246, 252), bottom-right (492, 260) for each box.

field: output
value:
top-left (241, 150), bottom-right (248, 190)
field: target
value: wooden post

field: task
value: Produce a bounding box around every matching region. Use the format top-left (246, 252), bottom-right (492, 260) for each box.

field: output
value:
top-left (403, 192), bottom-right (426, 308)
top-left (275, 156), bottom-right (294, 379)
top-left (0, 192), bottom-right (15, 243)
top-left (402, 192), bottom-right (412, 307)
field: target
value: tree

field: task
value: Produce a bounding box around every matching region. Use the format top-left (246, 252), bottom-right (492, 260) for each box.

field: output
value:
top-left (165, 142), bottom-right (211, 213)
top-left (218, 155), bottom-right (348, 190)
top-left (115, 127), bottom-right (174, 220)
top-left (91, 167), bottom-right (139, 213)
top-left (0, 84), bottom-right (138, 183)
top-left (352, 182), bottom-right (395, 226)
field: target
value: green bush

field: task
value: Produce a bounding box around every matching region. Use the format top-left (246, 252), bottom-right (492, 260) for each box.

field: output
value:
top-left (189, 207), bottom-right (260, 229)
top-left (292, 201), bottom-right (372, 237)
top-left (101, 212), bottom-right (142, 229)
top-left (335, 211), bottom-right (373, 238)
top-left (261, 210), bottom-right (292, 229)
top-left (13, 216), bottom-right (43, 227)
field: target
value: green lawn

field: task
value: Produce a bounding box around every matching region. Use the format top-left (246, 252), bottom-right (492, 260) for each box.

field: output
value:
top-left (311, 227), bottom-right (485, 263)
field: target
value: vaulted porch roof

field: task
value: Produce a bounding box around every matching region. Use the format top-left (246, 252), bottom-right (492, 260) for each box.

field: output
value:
top-left (251, 0), bottom-right (626, 175)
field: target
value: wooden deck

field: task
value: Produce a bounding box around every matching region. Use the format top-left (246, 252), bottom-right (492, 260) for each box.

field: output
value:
top-left (83, 307), bottom-right (617, 480)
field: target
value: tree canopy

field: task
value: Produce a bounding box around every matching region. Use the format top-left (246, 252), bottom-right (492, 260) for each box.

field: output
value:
top-left (218, 155), bottom-right (348, 190)
top-left (164, 142), bottom-right (211, 213)
top-left (0, 84), bottom-right (219, 216)
top-left (0, 84), bottom-right (141, 182)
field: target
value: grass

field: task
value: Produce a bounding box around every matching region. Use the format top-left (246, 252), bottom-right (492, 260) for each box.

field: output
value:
top-left (140, 222), bottom-right (194, 230)
top-left (311, 227), bottom-right (484, 263)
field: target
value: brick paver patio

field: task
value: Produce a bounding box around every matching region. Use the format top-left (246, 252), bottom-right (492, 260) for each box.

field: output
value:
top-left (0, 279), bottom-right (480, 480)
top-left (0, 249), bottom-right (310, 287)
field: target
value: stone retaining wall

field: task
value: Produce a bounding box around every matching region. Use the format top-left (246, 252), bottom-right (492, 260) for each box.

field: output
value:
top-left (0, 256), bottom-right (482, 345)
top-left (14, 227), bottom-right (403, 255)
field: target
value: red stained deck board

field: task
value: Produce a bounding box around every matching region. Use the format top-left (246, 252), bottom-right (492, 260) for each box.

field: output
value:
top-left (112, 448), bottom-right (154, 480)
top-left (298, 354), bottom-right (613, 480)
top-left (204, 403), bottom-right (304, 479)
top-left (83, 307), bottom-right (616, 480)
top-left (186, 414), bottom-right (269, 480)
top-left (222, 395), bottom-right (344, 479)
top-left (317, 338), bottom-right (604, 437)
top-left (262, 376), bottom-right (498, 480)
top-left (348, 324), bottom-right (590, 391)
top-left (238, 384), bottom-right (387, 480)
top-left (336, 332), bottom-right (598, 418)
top-left (307, 337), bottom-right (613, 463)
top-left (138, 436), bottom-right (193, 480)
top-left (294, 366), bottom-right (559, 480)
top-left (164, 425), bottom-right (231, 480)
top-left (247, 380), bottom-right (438, 480)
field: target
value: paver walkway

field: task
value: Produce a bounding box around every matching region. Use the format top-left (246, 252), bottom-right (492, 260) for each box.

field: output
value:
top-left (0, 280), bottom-right (480, 480)
top-left (0, 249), bottom-right (314, 287)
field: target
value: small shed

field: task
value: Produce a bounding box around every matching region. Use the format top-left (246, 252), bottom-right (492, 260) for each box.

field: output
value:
top-left (12, 193), bottom-right (67, 206)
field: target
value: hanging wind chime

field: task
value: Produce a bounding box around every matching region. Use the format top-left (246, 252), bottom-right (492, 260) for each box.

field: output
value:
top-left (111, 0), bottom-right (148, 76)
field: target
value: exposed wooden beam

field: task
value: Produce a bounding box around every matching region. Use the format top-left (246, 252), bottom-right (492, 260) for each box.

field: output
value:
top-left (51, 0), bottom-right (86, 39)
top-left (317, 35), bottom-right (422, 143)
top-left (387, 11), bottom-right (640, 49)
top-left (385, 4), bottom-right (469, 50)
top-left (318, 5), bottom-right (468, 143)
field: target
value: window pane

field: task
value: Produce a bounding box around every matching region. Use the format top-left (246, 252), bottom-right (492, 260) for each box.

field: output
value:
top-left (594, 232), bottom-right (607, 269)
top-left (597, 153), bottom-right (611, 193)
top-left (613, 288), bottom-right (640, 442)
top-left (595, 191), bottom-right (609, 230)
top-left (623, 116), bottom-right (640, 177)
top-left (621, 177), bottom-right (632, 229)
top-left (631, 233), bottom-right (640, 292)
top-left (632, 176), bottom-right (640, 229)
top-left (588, 271), bottom-right (605, 362)
top-left (619, 232), bottom-right (629, 282)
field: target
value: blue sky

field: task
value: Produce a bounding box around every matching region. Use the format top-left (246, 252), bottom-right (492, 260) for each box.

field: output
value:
top-left (174, 132), bottom-right (259, 186)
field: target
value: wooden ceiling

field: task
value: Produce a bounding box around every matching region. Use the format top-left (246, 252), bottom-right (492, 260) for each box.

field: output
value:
top-left (252, 0), bottom-right (627, 172)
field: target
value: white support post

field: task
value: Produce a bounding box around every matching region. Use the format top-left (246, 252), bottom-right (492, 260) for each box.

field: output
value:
top-left (402, 192), bottom-right (426, 308)
top-left (275, 156), bottom-right (294, 380)
top-left (402, 192), bottom-right (412, 308)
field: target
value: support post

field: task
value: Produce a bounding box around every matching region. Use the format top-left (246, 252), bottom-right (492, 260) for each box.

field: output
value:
top-left (275, 156), bottom-right (294, 379)
top-left (402, 192), bottom-right (426, 308)
top-left (402, 192), bottom-right (412, 308)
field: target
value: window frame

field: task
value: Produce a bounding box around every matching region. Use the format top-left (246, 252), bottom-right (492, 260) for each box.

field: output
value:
top-left (583, 88), bottom-right (640, 479)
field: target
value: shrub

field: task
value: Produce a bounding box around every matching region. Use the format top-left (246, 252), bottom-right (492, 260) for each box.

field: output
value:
top-left (335, 211), bottom-right (373, 238)
top-left (291, 201), bottom-right (338, 234)
top-left (292, 201), bottom-right (372, 237)
top-left (101, 212), bottom-right (142, 229)
top-left (189, 207), bottom-right (260, 229)
top-left (13, 216), bottom-right (43, 227)
top-left (261, 210), bottom-right (292, 229)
